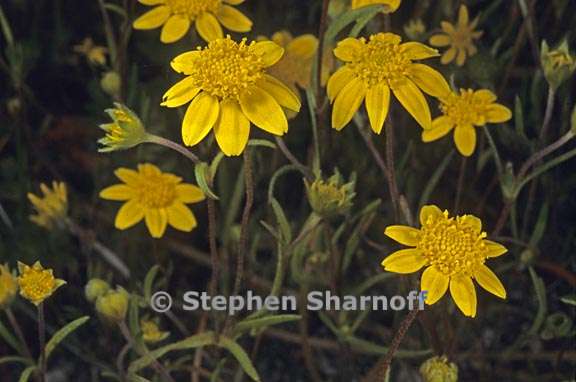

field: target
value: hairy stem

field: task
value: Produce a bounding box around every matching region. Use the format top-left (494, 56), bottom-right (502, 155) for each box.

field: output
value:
top-left (146, 134), bottom-right (200, 164)
top-left (38, 304), bottom-right (46, 382)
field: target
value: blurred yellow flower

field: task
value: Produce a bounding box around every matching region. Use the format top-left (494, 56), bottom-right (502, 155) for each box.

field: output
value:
top-left (429, 5), bottom-right (482, 66)
top-left (100, 163), bottom-right (205, 238)
top-left (133, 0), bottom-right (252, 43)
top-left (420, 356), bottom-right (458, 382)
top-left (141, 319), bottom-right (170, 343)
top-left (328, 33), bottom-right (449, 133)
top-left (0, 264), bottom-right (18, 309)
top-left (96, 287), bottom-right (129, 324)
top-left (422, 89), bottom-right (512, 156)
top-left (99, 103), bottom-right (148, 153)
top-left (73, 38), bottom-right (108, 65)
top-left (17, 261), bottom-right (66, 306)
top-left (162, 36), bottom-right (301, 156)
top-left (28, 182), bottom-right (68, 230)
top-left (351, 0), bottom-right (401, 13)
top-left (382, 205), bottom-right (508, 317)
top-left (85, 279), bottom-right (111, 303)
top-left (404, 18), bottom-right (426, 41)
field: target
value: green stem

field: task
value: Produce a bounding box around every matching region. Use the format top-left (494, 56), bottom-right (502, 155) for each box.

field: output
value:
top-left (146, 134), bottom-right (200, 164)
top-left (38, 304), bottom-right (46, 382)
top-left (0, 3), bottom-right (14, 47)
top-left (6, 308), bottom-right (33, 360)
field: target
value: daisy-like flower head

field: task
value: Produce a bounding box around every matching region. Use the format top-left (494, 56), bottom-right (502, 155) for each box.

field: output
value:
top-left (328, 33), bottom-right (450, 133)
top-left (17, 261), bottom-right (66, 306)
top-left (99, 163), bottom-right (205, 238)
top-left (73, 37), bottom-right (108, 66)
top-left (429, 5), bottom-right (483, 66)
top-left (133, 0), bottom-right (252, 43)
top-left (351, 0), bottom-right (401, 13)
top-left (420, 356), bottom-right (458, 382)
top-left (162, 36), bottom-right (301, 156)
top-left (141, 318), bottom-right (170, 343)
top-left (98, 103), bottom-right (148, 153)
top-left (422, 89), bottom-right (512, 156)
top-left (0, 264), bottom-right (18, 310)
top-left (28, 182), bottom-right (68, 230)
top-left (382, 205), bottom-right (508, 317)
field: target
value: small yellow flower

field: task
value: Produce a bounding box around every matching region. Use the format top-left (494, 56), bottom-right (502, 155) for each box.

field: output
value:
top-left (99, 103), bottom-right (148, 152)
top-left (73, 38), bottom-right (108, 65)
top-left (328, 33), bottom-right (450, 133)
top-left (422, 89), bottom-right (512, 156)
top-left (17, 262), bottom-right (66, 306)
top-left (305, 171), bottom-right (355, 218)
top-left (141, 319), bottom-right (170, 343)
top-left (541, 40), bottom-right (576, 90)
top-left (96, 287), bottom-right (129, 324)
top-left (382, 205), bottom-right (508, 317)
top-left (162, 36), bottom-right (301, 156)
top-left (0, 264), bottom-right (18, 309)
top-left (429, 5), bottom-right (483, 66)
top-left (28, 182), bottom-right (68, 230)
top-left (420, 356), bottom-right (458, 382)
top-left (351, 0), bottom-right (401, 13)
top-left (133, 0), bottom-right (252, 43)
top-left (100, 163), bottom-right (205, 238)
top-left (404, 19), bottom-right (426, 41)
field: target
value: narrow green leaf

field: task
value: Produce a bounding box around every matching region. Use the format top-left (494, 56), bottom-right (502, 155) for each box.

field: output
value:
top-left (270, 197), bottom-right (292, 243)
top-left (527, 267), bottom-right (547, 336)
top-left (143, 265), bottom-right (161, 304)
top-left (514, 95), bottom-right (526, 138)
top-left (209, 152), bottom-right (226, 183)
top-left (218, 337), bottom-right (261, 382)
top-left (349, 7), bottom-right (382, 37)
top-left (0, 318), bottom-right (24, 355)
top-left (233, 314), bottom-right (301, 337)
top-left (0, 356), bottom-right (33, 366)
top-left (45, 316), bottom-right (90, 363)
top-left (247, 139), bottom-right (276, 150)
top-left (325, 5), bottom-right (384, 42)
top-left (560, 295), bottom-right (576, 306)
top-left (18, 366), bottom-right (37, 382)
top-left (267, 165), bottom-right (301, 203)
top-left (194, 162), bottom-right (219, 200)
top-left (528, 202), bottom-right (548, 247)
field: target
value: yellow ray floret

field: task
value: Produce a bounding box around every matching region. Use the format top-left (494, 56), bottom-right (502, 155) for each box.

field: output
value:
top-left (133, 0), bottom-right (252, 43)
top-left (422, 88), bottom-right (512, 156)
top-left (382, 205), bottom-right (508, 317)
top-left (351, 0), bottom-right (401, 13)
top-left (162, 36), bottom-right (301, 156)
top-left (99, 163), bottom-right (205, 238)
top-left (328, 33), bottom-right (450, 133)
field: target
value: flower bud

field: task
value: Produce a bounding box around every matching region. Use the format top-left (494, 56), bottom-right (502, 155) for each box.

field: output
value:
top-left (98, 103), bottom-right (148, 153)
top-left (305, 171), bottom-right (356, 218)
top-left (141, 318), bottom-right (169, 343)
top-left (541, 40), bottom-right (575, 90)
top-left (0, 264), bottom-right (18, 310)
top-left (85, 279), bottom-right (110, 303)
top-left (420, 356), bottom-right (458, 382)
top-left (96, 287), bottom-right (129, 324)
top-left (100, 71), bottom-right (121, 97)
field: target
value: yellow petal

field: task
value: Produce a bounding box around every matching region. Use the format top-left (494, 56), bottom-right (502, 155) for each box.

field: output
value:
top-left (257, 74), bottom-right (301, 112)
top-left (408, 64), bottom-right (451, 98)
top-left (139, 0), bottom-right (165, 4)
top-left (161, 77), bottom-right (201, 108)
top-left (145, 209), bottom-right (168, 238)
top-left (115, 200), bottom-right (144, 230)
top-left (402, 42), bottom-right (440, 60)
top-left (365, 83), bottom-right (390, 134)
top-left (133, 6), bottom-right (170, 30)
top-left (485, 104), bottom-right (512, 123)
top-left (381, 248), bottom-right (427, 274)
top-left (214, 99), bottom-right (251, 156)
top-left (216, 5), bottom-right (252, 32)
top-left (458, 5), bottom-right (469, 26)
top-left (441, 47), bottom-right (457, 64)
top-left (182, 92), bottom-right (220, 146)
top-left (484, 240), bottom-right (508, 258)
top-left (421, 266), bottom-right (449, 305)
top-left (450, 275), bottom-right (477, 317)
top-left (474, 264), bottom-right (506, 299)
top-left (392, 79), bottom-right (431, 129)
top-left (287, 35), bottom-right (318, 59)
top-left (441, 21), bottom-right (455, 34)
top-left (271, 30), bottom-right (292, 47)
top-left (384, 225), bottom-right (420, 246)
top-left (429, 34), bottom-right (451, 47)
top-left (250, 41), bottom-right (284, 67)
top-left (167, 203), bottom-right (197, 232)
top-left (195, 12), bottom-right (223, 42)
top-left (462, 214), bottom-right (482, 232)
top-left (419, 205), bottom-right (443, 226)
top-left (224, 0), bottom-right (245, 4)
top-left (456, 49), bottom-right (466, 66)
top-left (327, 66), bottom-right (355, 103)
top-left (474, 89), bottom-right (497, 103)
top-left (99, 185), bottom-right (134, 201)
top-left (176, 184), bottom-right (205, 203)
top-left (171, 51), bottom-right (201, 74)
top-left (422, 116), bottom-right (454, 142)
top-left (454, 124), bottom-right (476, 157)
top-left (333, 37), bottom-right (363, 62)
top-left (331, 77), bottom-right (366, 130)
top-left (138, 163), bottom-right (161, 176)
top-left (239, 86), bottom-right (287, 135)
top-left (160, 15), bottom-right (191, 43)
top-left (114, 168), bottom-right (140, 185)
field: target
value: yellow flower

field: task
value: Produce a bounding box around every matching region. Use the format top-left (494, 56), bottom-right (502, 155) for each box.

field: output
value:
top-left (133, 0), bottom-right (252, 44)
top-left (422, 89), bottom-right (512, 157)
top-left (99, 103), bottom-right (148, 152)
top-left (328, 33), bottom-right (450, 133)
top-left (382, 205), bottom-right (508, 317)
top-left (305, 171), bottom-right (356, 218)
top-left (0, 264), bottom-right (18, 309)
top-left (99, 163), bottom-right (205, 238)
top-left (73, 38), bottom-right (108, 65)
top-left (85, 279), bottom-right (111, 303)
top-left (17, 261), bottom-right (66, 306)
top-left (162, 36), bottom-right (301, 156)
top-left (141, 319), bottom-right (170, 343)
top-left (403, 18), bottom-right (426, 41)
top-left (429, 5), bottom-right (483, 66)
top-left (351, 0), bottom-right (401, 13)
top-left (420, 356), bottom-right (458, 382)
top-left (541, 40), bottom-right (576, 90)
top-left (28, 182), bottom-right (68, 230)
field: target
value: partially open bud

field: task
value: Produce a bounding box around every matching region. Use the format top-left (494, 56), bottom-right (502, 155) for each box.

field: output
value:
top-left (96, 287), bottom-right (129, 324)
top-left (100, 71), bottom-right (121, 97)
top-left (541, 40), bottom-right (575, 90)
top-left (85, 279), bottom-right (110, 303)
top-left (98, 103), bottom-right (148, 153)
top-left (420, 356), bottom-right (458, 382)
top-left (0, 264), bottom-right (18, 310)
top-left (141, 318), bottom-right (170, 343)
top-left (305, 171), bottom-right (356, 218)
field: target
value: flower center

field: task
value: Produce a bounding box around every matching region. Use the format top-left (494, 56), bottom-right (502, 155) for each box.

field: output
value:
top-left (440, 89), bottom-right (487, 127)
top-left (136, 175), bottom-right (177, 208)
top-left (347, 33), bottom-right (412, 88)
top-left (186, 37), bottom-right (266, 100)
top-left (165, 0), bottom-right (221, 18)
top-left (20, 269), bottom-right (56, 302)
top-left (450, 26), bottom-right (474, 49)
top-left (418, 211), bottom-right (488, 277)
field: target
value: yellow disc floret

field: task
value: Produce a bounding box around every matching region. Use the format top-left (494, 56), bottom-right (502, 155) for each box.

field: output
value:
top-left (18, 262), bottom-right (66, 306)
top-left (165, 0), bottom-right (221, 18)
